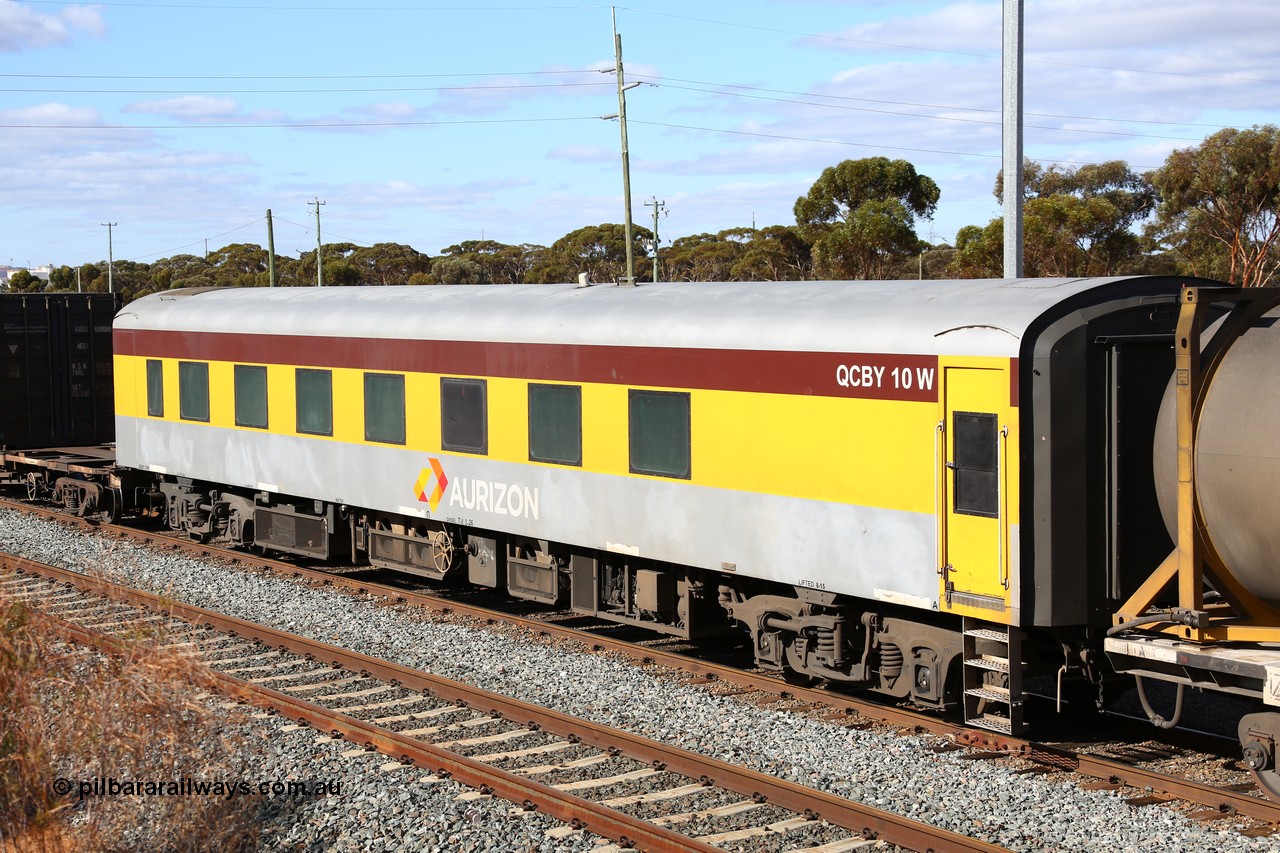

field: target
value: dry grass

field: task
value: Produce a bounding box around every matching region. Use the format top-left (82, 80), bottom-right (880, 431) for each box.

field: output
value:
top-left (0, 591), bottom-right (265, 852)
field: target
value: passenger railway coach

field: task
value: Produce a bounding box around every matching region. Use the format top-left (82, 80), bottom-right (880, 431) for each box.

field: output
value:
top-left (112, 277), bottom-right (1196, 733)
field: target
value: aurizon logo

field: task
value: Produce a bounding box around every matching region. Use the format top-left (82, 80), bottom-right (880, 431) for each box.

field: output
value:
top-left (413, 457), bottom-right (449, 513)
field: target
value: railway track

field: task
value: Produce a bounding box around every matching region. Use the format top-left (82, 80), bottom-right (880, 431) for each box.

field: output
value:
top-left (1, 553), bottom-right (1004, 853)
top-left (3, 494), bottom-right (1278, 842)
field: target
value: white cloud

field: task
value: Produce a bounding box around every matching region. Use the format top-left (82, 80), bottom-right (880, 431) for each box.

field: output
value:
top-left (124, 96), bottom-right (241, 122)
top-left (0, 2), bottom-right (106, 52)
top-left (0, 102), bottom-right (102, 126)
top-left (0, 103), bottom-right (158, 168)
top-left (322, 176), bottom-right (537, 212)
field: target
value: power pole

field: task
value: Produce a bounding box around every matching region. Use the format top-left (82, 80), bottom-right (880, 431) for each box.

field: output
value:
top-left (644, 196), bottom-right (665, 283)
top-left (1002, 0), bottom-right (1024, 278)
top-left (266, 208), bottom-right (278, 287)
top-left (610, 8), bottom-right (640, 286)
top-left (309, 198), bottom-right (325, 286)
top-left (101, 222), bottom-right (117, 293)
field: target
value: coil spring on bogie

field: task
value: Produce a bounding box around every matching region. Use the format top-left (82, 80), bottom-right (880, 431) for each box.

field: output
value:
top-left (62, 489), bottom-right (80, 512)
top-left (879, 642), bottom-right (904, 679)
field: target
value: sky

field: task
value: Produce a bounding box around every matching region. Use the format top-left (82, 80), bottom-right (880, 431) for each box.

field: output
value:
top-left (2, 0), bottom-right (1279, 270)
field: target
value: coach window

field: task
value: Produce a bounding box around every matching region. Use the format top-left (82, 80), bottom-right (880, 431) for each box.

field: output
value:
top-left (146, 359), bottom-right (164, 417)
top-left (629, 389), bottom-right (690, 479)
top-left (441, 378), bottom-right (487, 454)
top-left (234, 365), bottom-right (268, 429)
top-left (365, 373), bottom-right (406, 445)
top-left (953, 411), bottom-right (999, 517)
top-left (296, 368), bottom-right (333, 436)
top-left (178, 362), bottom-right (210, 422)
top-left (528, 383), bottom-right (581, 466)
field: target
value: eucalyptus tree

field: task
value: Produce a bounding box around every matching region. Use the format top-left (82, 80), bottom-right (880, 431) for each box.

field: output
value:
top-left (794, 157), bottom-right (939, 280)
top-left (1150, 125), bottom-right (1280, 287)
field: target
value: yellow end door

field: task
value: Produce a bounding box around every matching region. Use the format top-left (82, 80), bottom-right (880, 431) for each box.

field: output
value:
top-left (940, 364), bottom-right (1012, 616)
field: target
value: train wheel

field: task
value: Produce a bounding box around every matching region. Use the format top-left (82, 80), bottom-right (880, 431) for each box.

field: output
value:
top-left (95, 489), bottom-right (122, 525)
top-left (781, 667), bottom-right (818, 687)
top-left (1240, 712), bottom-right (1280, 800)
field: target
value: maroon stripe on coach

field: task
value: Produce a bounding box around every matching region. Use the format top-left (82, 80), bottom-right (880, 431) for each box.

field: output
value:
top-left (115, 328), bottom-right (948, 402)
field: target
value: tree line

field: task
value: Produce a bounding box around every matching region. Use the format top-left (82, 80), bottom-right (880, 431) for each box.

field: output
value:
top-left (8, 124), bottom-right (1279, 300)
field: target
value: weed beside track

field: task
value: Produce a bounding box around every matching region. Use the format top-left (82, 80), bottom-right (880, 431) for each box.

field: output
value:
top-left (0, 594), bottom-right (266, 853)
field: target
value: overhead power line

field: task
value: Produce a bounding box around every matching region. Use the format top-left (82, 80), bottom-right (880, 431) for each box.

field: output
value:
top-left (632, 74), bottom-right (1241, 131)
top-left (19, 3), bottom-right (1276, 87)
top-left (0, 116), bottom-right (598, 130)
top-left (0, 68), bottom-right (1237, 137)
top-left (1, 81), bottom-right (1224, 145)
top-left (639, 78), bottom-right (1206, 143)
top-left (270, 216), bottom-right (371, 249)
top-left (0, 69), bottom-right (1223, 139)
top-left (123, 216), bottom-right (265, 262)
top-left (629, 119), bottom-right (1162, 171)
top-left (1, 82), bottom-right (612, 94)
top-left (0, 70), bottom-right (598, 81)
top-left (0, 105), bottom-right (1169, 171)
top-left (323, 212), bottom-right (479, 241)
top-left (23, 1), bottom-right (607, 10)
top-left (621, 9), bottom-right (1280, 86)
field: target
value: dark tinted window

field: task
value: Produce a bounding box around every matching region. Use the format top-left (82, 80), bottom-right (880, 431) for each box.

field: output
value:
top-left (953, 411), bottom-right (998, 517)
top-left (146, 359), bottom-right (164, 417)
top-left (234, 365), bottom-right (268, 429)
top-left (365, 373), bottom-right (406, 444)
top-left (629, 390), bottom-right (690, 479)
top-left (441, 378), bottom-right (487, 454)
top-left (178, 361), bottom-right (209, 422)
top-left (296, 369), bottom-right (332, 436)
top-left (529, 383), bottom-right (581, 465)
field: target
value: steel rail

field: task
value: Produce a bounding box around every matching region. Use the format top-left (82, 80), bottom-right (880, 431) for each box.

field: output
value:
top-left (37, 615), bottom-right (721, 853)
top-left (0, 498), bottom-right (983, 738)
top-left (2, 554), bottom-right (1006, 853)
top-left (4, 497), bottom-right (1278, 825)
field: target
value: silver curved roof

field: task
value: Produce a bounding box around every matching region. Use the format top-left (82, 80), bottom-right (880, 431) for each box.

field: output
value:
top-left (115, 277), bottom-right (1178, 358)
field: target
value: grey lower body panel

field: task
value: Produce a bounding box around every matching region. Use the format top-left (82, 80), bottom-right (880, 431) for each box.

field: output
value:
top-left (118, 417), bottom-right (955, 611)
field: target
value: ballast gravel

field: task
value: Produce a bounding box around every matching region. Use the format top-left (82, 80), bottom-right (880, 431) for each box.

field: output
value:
top-left (229, 711), bottom-right (602, 853)
top-left (2, 508), bottom-right (1277, 853)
